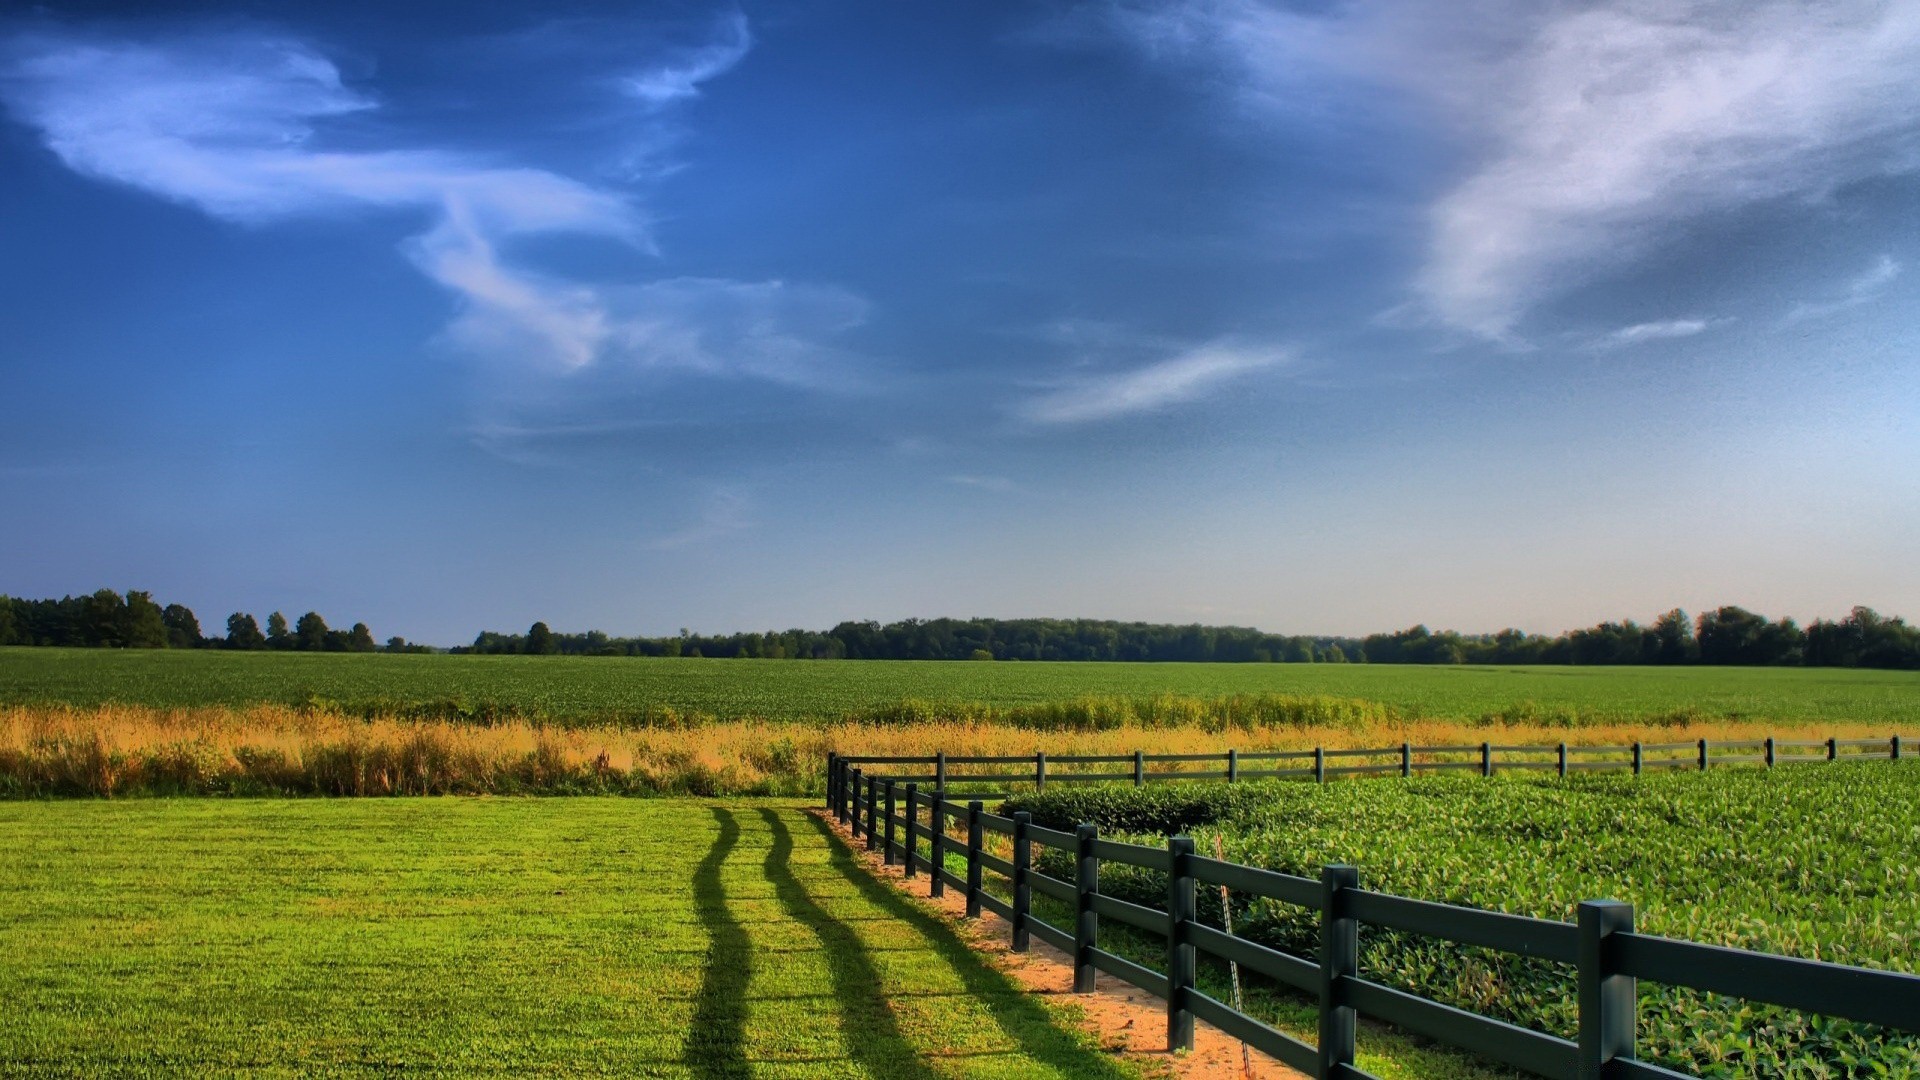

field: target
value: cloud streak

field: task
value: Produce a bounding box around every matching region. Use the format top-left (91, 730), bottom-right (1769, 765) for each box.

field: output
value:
top-left (1018, 342), bottom-right (1285, 424)
top-left (1785, 254), bottom-right (1902, 324)
top-left (622, 11), bottom-right (751, 109)
top-left (1098, 1), bottom-right (1920, 339)
top-left (0, 25), bottom-right (863, 385)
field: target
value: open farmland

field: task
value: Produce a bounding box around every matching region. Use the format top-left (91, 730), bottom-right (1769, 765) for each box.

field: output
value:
top-left (0, 798), bottom-right (1145, 1079)
top-left (2, 647), bottom-right (1917, 727)
top-left (1008, 762), bottom-right (1920, 1078)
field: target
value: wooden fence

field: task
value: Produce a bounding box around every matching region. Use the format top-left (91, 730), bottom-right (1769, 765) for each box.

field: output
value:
top-left (824, 734), bottom-right (1918, 1079)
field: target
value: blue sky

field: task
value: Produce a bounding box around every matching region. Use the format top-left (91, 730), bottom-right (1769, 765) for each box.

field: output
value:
top-left (3, 0), bottom-right (1918, 645)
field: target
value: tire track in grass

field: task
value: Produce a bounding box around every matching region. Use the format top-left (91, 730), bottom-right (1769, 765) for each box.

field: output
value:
top-left (685, 806), bottom-right (749, 1079)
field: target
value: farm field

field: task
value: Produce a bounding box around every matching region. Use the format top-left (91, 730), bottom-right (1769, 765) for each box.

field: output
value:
top-left (1009, 761), bottom-right (1920, 1077)
top-left (3, 647), bottom-right (1918, 727)
top-left (0, 798), bottom-right (1143, 1079)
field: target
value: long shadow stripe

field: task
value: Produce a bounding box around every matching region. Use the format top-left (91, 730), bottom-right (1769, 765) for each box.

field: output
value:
top-left (757, 808), bottom-right (945, 1080)
top-left (685, 806), bottom-right (750, 1080)
top-left (794, 810), bottom-right (1142, 1079)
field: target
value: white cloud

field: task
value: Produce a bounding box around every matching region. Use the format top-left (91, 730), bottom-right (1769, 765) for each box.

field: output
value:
top-left (1098, 1), bottom-right (1920, 339)
top-left (621, 11), bottom-right (751, 109)
top-left (1600, 318), bottom-right (1714, 348)
top-left (0, 26), bottom-right (860, 384)
top-left (947, 474), bottom-right (1020, 493)
top-left (1785, 253), bottom-right (1902, 323)
top-left (1018, 342), bottom-right (1286, 424)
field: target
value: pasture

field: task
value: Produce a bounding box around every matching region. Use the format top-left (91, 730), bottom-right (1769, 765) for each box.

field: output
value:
top-left (0, 798), bottom-right (1142, 1078)
top-left (3, 647), bottom-right (1918, 727)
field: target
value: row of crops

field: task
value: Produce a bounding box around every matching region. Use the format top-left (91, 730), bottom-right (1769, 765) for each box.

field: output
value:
top-left (1004, 762), bottom-right (1920, 1077)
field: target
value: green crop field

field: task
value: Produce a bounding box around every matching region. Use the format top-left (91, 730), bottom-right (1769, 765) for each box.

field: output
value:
top-left (1010, 761), bottom-right (1920, 1078)
top-left (3, 647), bottom-right (1917, 726)
top-left (0, 798), bottom-right (1144, 1079)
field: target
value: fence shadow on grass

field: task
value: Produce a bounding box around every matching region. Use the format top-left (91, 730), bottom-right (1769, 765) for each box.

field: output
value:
top-left (794, 810), bottom-right (1142, 1080)
top-left (757, 807), bottom-right (946, 1080)
top-left (686, 806), bottom-right (750, 1080)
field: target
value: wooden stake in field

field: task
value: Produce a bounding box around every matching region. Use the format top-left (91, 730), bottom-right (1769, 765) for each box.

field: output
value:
top-left (1214, 834), bottom-right (1253, 1079)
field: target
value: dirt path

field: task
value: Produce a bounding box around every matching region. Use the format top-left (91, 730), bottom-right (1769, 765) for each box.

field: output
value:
top-left (820, 810), bottom-right (1309, 1080)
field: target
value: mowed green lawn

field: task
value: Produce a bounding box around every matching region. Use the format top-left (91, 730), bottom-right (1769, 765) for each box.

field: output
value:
top-left (4, 647), bottom-right (1917, 725)
top-left (0, 799), bottom-right (1143, 1079)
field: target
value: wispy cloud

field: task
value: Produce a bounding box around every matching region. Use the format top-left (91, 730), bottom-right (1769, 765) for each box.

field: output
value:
top-left (650, 486), bottom-right (751, 550)
top-left (1018, 342), bottom-right (1286, 425)
top-left (621, 11), bottom-right (751, 109)
top-left (1785, 254), bottom-right (1902, 324)
top-left (947, 474), bottom-right (1021, 493)
top-left (1596, 317), bottom-right (1717, 349)
top-left (0, 24), bottom-right (862, 385)
top-left (1095, 1), bottom-right (1920, 339)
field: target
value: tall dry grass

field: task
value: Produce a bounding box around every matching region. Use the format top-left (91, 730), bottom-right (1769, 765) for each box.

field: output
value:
top-left (0, 700), bottom-right (1904, 798)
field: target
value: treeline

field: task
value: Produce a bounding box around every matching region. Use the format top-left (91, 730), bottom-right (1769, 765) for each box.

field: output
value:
top-left (9, 591), bottom-right (1920, 669)
top-left (461, 606), bottom-right (1920, 669)
top-left (0, 589), bottom-right (431, 653)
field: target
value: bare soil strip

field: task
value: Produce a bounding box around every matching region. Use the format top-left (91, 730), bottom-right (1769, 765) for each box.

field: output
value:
top-left (820, 810), bottom-right (1307, 1080)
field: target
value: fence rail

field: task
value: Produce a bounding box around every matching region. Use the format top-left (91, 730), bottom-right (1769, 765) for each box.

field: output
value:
top-left (823, 734), bottom-right (1918, 1079)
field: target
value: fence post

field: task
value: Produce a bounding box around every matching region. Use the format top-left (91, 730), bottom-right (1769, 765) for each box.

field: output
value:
top-left (1558, 742), bottom-right (1568, 779)
top-left (1401, 741), bottom-right (1412, 779)
top-left (1036, 752), bottom-right (1047, 793)
top-left (1319, 864), bottom-right (1360, 1077)
top-left (1314, 746), bottom-right (1326, 785)
top-left (1699, 738), bottom-right (1709, 771)
top-left (1074, 823), bottom-right (1098, 993)
top-left (1632, 742), bottom-right (1643, 776)
top-left (1481, 741), bottom-right (1493, 778)
top-left (826, 752), bottom-right (838, 811)
top-left (1167, 835), bottom-right (1197, 1053)
top-left (1765, 737), bottom-right (1775, 768)
top-left (1012, 811), bottom-right (1033, 953)
top-left (903, 783), bottom-right (919, 878)
top-left (1577, 899), bottom-right (1637, 1079)
top-left (929, 793), bottom-right (947, 898)
top-left (1895, 735), bottom-right (1903, 761)
top-left (1227, 748), bottom-right (1239, 783)
top-left (883, 780), bottom-right (898, 866)
top-left (866, 776), bottom-right (880, 849)
top-left (1827, 737), bottom-right (1837, 762)
top-left (1134, 749), bottom-right (1145, 787)
top-left (936, 750), bottom-right (947, 790)
top-left (848, 767), bottom-right (862, 833)
top-left (965, 801), bottom-right (984, 918)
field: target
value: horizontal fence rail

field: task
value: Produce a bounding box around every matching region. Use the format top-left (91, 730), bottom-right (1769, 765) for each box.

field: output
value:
top-left (824, 737), bottom-right (1919, 1079)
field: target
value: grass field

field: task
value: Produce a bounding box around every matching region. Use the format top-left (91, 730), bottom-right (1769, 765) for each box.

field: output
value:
top-left (3, 647), bottom-right (1918, 727)
top-left (1011, 762), bottom-right (1920, 1077)
top-left (0, 798), bottom-right (1144, 1078)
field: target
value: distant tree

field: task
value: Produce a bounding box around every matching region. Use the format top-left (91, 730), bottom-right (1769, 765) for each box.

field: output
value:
top-left (1323, 643), bottom-right (1348, 663)
top-left (122, 591), bottom-right (169, 649)
top-left (266, 611), bottom-right (291, 650)
top-left (1650, 609), bottom-right (1696, 664)
top-left (968, 648), bottom-right (994, 661)
top-left (294, 611), bottom-right (329, 652)
top-left (226, 612), bottom-right (266, 650)
top-left (162, 604), bottom-right (202, 649)
top-left (0, 597), bottom-right (16, 646)
top-left (348, 622), bottom-right (376, 652)
top-left (526, 621), bottom-right (557, 655)
top-left (81, 589), bottom-right (127, 647)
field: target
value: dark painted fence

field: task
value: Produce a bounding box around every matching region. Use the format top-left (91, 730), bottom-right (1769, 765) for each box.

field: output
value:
top-left (823, 734), bottom-right (1918, 1079)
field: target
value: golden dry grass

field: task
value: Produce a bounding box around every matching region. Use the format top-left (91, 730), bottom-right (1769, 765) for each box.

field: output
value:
top-left (0, 701), bottom-right (1902, 798)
